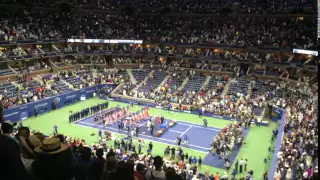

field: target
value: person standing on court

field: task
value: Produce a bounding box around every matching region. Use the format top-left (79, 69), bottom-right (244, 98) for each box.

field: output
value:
top-left (244, 159), bottom-right (248, 171)
top-left (235, 159), bottom-right (239, 172)
top-left (176, 136), bottom-right (182, 146)
top-left (144, 105), bottom-right (149, 117)
top-left (198, 156), bottom-right (202, 170)
top-left (148, 141), bottom-right (153, 152)
top-left (138, 142), bottom-right (142, 154)
top-left (198, 107), bottom-right (202, 117)
top-left (203, 119), bottom-right (208, 127)
top-left (117, 120), bottom-right (121, 132)
top-left (184, 135), bottom-right (189, 147)
top-left (98, 129), bottom-right (102, 142)
top-left (171, 147), bottom-right (176, 160)
top-left (136, 125), bottom-right (139, 137)
top-left (150, 123), bottom-right (154, 136)
top-left (239, 158), bottom-right (244, 174)
top-left (53, 125), bottom-right (58, 136)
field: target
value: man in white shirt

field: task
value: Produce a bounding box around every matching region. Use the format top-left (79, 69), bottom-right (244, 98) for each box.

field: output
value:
top-left (239, 159), bottom-right (244, 173)
top-left (145, 156), bottom-right (166, 180)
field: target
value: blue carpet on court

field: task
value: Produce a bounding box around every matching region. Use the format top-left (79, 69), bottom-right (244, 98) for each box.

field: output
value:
top-left (74, 111), bottom-right (221, 152)
top-left (202, 127), bottom-right (250, 168)
top-left (73, 107), bottom-right (252, 169)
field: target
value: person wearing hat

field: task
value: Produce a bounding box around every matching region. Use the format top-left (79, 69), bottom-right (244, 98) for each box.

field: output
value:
top-left (17, 127), bottom-right (32, 156)
top-left (0, 120), bottom-right (33, 180)
top-left (32, 137), bottom-right (74, 180)
top-left (145, 156), bottom-right (166, 180)
top-left (20, 134), bottom-right (43, 174)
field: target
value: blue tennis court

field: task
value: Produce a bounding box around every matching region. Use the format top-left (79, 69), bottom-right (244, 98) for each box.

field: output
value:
top-left (74, 115), bottom-right (220, 152)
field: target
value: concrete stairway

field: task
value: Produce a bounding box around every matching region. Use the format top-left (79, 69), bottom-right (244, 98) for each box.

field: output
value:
top-left (178, 76), bottom-right (190, 91)
top-left (156, 75), bottom-right (170, 90)
top-left (8, 65), bottom-right (18, 75)
top-left (220, 79), bottom-right (232, 97)
top-left (34, 76), bottom-right (44, 85)
top-left (247, 82), bottom-right (252, 96)
top-left (200, 76), bottom-right (211, 89)
top-left (11, 81), bottom-right (22, 89)
top-left (49, 59), bottom-right (60, 73)
top-left (126, 69), bottom-right (137, 84)
top-left (52, 45), bottom-right (61, 53)
top-left (133, 70), bottom-right (154, 91)
top-left (36, 47), bottom-right (45, 54)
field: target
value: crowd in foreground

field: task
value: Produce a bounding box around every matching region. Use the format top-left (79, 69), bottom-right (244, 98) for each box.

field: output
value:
top-left (0, 120), bottom-right (248, 180)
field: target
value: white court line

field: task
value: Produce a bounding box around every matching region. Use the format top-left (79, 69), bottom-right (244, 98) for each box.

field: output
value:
top-left (179, 125), bottom-right (192, 137)
top-left (169, 119), bottom-right (221, 129)
top-left (190, 126), bottom-right (220, 132)
top-left (138, 120), bottom-right (220, 132)
top-left (177, 121), bottom-right (221, 131)
top-left (139, 133), bottom-right (208, 150)
top-left (78, 121), bottom-right (118, 131)
top-left (138, 121), bottom-right (148, 128)
top-left (168, 129), bottom-right (184, 133)
top-left (76, 121), bottom-right (209, 151)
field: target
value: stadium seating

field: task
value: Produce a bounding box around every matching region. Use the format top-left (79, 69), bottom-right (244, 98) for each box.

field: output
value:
top-left (41, 89), bottom-right (56, 97)
top-left (0, 2), bottom-right (318, 180)
top-left (138, 70), bottom-right (166, 93)
top-left (4, 0), bottom-right (316, 14)
top-left (228, 77), bottom-right (250, 96)
top-left (0, 69), bottom-right (15, 76)
top-left (63, 76), bottom-right (86, 88)
top-left (251, 81), bottom-right (276, 97)
top-left (0, 10), bottom-right (316, 49)
top-left (183, 76), bottom-right (206, 92)
top-left (115, 70), bottom-right (128, 78)
top-left (166, 76), bottom-right (184, 92)
top-left (51, 81), bottom-right (73, 93)
top-left (0, 83), bottom-right (17, 98)
top-left (132, 69), bottom-right (151, 83)
top-left (206, 77), bottom-right (226, 93)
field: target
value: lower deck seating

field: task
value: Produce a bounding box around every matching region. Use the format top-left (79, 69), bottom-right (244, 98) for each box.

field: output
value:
top-left (0, 83), bottom-right (17, 98)
top-left (183, 76), bottom-right (206, 92)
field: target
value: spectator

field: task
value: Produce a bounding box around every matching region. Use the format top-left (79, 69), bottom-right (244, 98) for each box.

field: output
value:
top-left (165, 167), bottom-right (183, 180)
top-left (89, 148), bottom-right (106, 180)
top-left (32, 137), bottom-right (74, 180)
top-left (74, 146), bottom-right (93, 180)
top-left (0, 120), bottom-right (33, 180)
top-left (135, 163), bottom-right (146, 180)
top-left (145, 156), bottom-right (166, 180)
top-left (20, 134), bottom-right (43, 174)
top-left (108, 160), bottom-right (135, 180)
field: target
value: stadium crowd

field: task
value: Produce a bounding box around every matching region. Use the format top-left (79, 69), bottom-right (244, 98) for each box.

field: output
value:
top-left (1, 0), bottom-right (316, 14)
top-left (0, 10), bottom-right (317, 49)
top-left (0, 1), bottom-right (318, 180)
top-left (0, 68), bottom-right (317, 179)
top-left (0, 59), bottom-right (317, 179)
top-left (0, 67), bottom-right (117, 109)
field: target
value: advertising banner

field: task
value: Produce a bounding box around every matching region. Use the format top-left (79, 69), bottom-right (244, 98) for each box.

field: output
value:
top-left (4, 84), bottom-right (115, 122)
